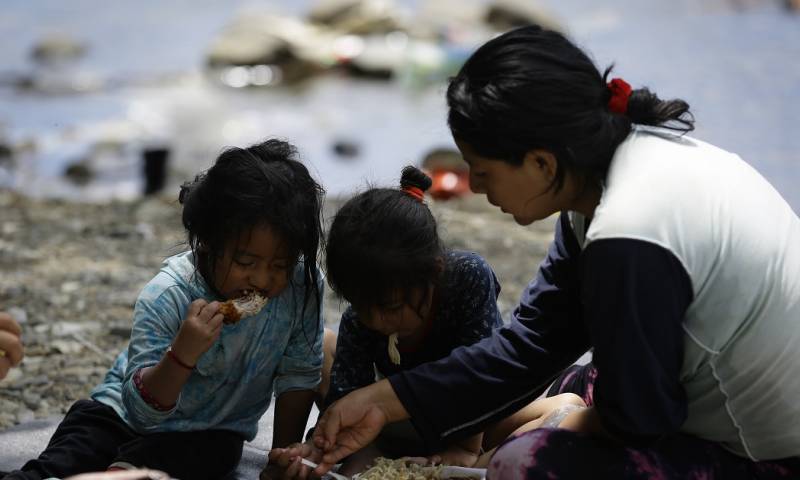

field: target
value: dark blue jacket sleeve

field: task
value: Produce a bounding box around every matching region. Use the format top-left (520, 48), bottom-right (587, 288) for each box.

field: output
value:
top-left (581, 238), bottom-right (692, 441)
top-left (389, 213), bottom-right (591, 450)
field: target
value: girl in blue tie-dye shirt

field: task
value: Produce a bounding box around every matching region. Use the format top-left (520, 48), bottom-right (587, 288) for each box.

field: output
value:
top-left (6, 139), bottom-right (325, 480)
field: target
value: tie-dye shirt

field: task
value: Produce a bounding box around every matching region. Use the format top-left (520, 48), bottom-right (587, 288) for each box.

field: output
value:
top-left (90, 251), bottom-right (324, 441)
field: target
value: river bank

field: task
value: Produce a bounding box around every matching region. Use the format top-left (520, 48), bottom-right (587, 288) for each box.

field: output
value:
top-left (0, 190), bottom-right (555, 430)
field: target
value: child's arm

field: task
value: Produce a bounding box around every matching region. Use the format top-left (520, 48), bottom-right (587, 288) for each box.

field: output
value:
top-left (272, 389), bottom-right (317, 448)
top-left (323, 308), bottom-right (383, 407)
top-left (140, 299), bottom-right (224, 407)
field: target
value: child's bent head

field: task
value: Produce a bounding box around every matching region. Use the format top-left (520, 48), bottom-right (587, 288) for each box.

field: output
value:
top-left (179, 139), bottom-right (324, 301)
top-left (326, 166), bottom-right (443, 334)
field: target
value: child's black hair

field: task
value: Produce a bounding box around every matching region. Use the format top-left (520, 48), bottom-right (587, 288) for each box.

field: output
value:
top-left (447, 24), bottom-right (695, 191)
top-left (326, 166), bottom-right (443, 312)
top-left (179, 138), bottom-right (324, 341)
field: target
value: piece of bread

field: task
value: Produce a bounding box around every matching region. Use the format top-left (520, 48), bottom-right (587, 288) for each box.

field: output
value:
top-left (219, 291), bottom-right (268, 324)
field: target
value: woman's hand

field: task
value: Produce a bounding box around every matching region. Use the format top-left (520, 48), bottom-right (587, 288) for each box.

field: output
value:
top-left (170, 299), bottom-right (223, 365)
top-left (262, 442), bottom-right (322, 479)
top-left (0, 311), bottom-right (24, 380)
top-left (312, 380), bottom-right (408, 475)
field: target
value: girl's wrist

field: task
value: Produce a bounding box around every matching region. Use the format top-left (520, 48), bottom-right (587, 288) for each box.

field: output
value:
top-left (166, 345), bottom-right (196, 370)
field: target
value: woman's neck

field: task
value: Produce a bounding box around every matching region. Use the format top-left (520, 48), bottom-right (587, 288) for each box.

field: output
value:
top-left (567, 177), bottom-right (603, 219)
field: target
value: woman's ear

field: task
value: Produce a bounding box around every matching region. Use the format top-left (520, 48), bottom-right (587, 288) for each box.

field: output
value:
top-left (523, 149), bottom-right (558, 183)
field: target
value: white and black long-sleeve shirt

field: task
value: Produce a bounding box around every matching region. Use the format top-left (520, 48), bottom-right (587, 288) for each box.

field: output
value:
top-left (389, 128), bottom-right (800, 461)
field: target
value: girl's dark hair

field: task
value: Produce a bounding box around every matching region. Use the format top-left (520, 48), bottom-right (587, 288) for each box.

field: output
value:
top-left (179, 139), bottom-right (324, 338)
top-left (447, 24), bottom-right (694, 190)
top-left (326, 166), bottom-right (443, 311)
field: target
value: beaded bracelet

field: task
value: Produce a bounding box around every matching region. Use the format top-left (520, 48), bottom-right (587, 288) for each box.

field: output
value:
top-left (166, 346), bottom-right (195, 370)
top-left (133, 368), bottom-right (175, 412)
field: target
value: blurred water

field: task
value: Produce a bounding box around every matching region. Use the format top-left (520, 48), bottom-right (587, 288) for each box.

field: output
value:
top-left (0, 0), bottom-right (798, 210)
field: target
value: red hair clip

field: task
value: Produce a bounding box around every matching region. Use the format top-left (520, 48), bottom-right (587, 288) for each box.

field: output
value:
top-left (607, 78), bottom-right (632, 115)
top-left (403, 186), bottom-right (425, 202)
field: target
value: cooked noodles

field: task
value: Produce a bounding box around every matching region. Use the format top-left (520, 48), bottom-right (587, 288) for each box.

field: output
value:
top-left (388, 333), bottom-right (401, 365)
top-left (358, 457), bottom-right (443, 480)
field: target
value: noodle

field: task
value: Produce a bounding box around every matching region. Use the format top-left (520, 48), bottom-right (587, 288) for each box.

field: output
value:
top-left (358, 458), bottom-right (443, 480)
top-left (388, 333), bottom-right (401, 365)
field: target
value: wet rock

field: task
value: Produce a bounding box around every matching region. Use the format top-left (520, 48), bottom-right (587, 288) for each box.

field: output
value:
top-left (484, 0), bottom-right (562, 32)
top-left (30, 34), bottom-right (88, 65)
top-left (308, 0), bottom-right (406, 34)
top-left (63, 161), bottom-right (93, 186)
top-left (332, 139), bottom-right (361, 159)
top-left (205, 13), bottom-right (327, 85)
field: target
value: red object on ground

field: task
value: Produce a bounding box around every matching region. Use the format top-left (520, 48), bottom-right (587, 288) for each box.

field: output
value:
top-left (427, 168), bottom-right (471, 200)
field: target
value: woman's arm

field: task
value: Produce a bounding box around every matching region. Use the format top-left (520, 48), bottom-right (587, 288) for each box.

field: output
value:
top-left (581, 238), bottom-right (692, 441)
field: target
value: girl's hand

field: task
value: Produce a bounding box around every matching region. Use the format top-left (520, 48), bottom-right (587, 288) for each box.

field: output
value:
top-left (312, 400), bottom-right (388, 472)
top-left (0, 311), bottom-right (24, 380)
top-left (170, 299), bottom-right (223, 366)
top-left (263, 442), bottom-right (323, 479)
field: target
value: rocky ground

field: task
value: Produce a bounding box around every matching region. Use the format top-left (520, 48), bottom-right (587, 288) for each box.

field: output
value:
top-left (0, 190), bottom-right (555, 430)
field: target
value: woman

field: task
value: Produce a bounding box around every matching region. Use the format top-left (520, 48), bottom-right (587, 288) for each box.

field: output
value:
top-left (310, 25), bottom-right (800, 479)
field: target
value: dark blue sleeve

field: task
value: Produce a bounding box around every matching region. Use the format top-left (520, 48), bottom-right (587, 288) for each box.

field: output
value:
top-left (389, 213), bottom-right (591, 450)
top-left (449, 252), bottom-right (504, 346)
top-left (324, 308), bottom-right (379, 407)
top-left (582, 238), bottom-right (692, 442)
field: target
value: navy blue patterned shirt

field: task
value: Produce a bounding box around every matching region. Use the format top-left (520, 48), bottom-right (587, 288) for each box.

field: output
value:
top-left (325, 250), bottom-right (502, 407)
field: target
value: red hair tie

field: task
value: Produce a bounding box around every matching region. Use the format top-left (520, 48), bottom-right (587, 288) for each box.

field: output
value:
top-left (403, 185), bottom-right (425, 202)
top-left (607, 78), bottom-right (632, 114)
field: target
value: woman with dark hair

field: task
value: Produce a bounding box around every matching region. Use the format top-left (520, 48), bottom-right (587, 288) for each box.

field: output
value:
top-left (310, 25), bottom-right (800, 479)
top-left (4, 139), bottom-right (327, 480)
top-left (266, 166), bottom-right (584, 479)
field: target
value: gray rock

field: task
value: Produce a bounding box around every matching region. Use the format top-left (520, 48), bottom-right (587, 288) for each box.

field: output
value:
top-left (15, 408), bottom-right (35, 424)
top-left (22, 392), bottom-right (42, 410)
top-left (30, 34), bottom-right (88, 64)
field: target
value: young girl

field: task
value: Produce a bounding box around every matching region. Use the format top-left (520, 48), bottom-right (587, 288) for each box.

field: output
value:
top-left (267, 166), bottom-right (585, 479)
top-left (4, 139), bottom-right (326, 480)
top-left (310, 25), bottom-right (800, 479)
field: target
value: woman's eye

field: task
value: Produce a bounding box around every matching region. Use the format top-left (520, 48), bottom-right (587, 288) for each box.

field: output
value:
top-left (234, 259), bottom-right (254, 267)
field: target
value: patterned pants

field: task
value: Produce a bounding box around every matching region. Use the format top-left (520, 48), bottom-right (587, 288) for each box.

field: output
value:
top-left (487, 364), bottom-right (800, 479)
